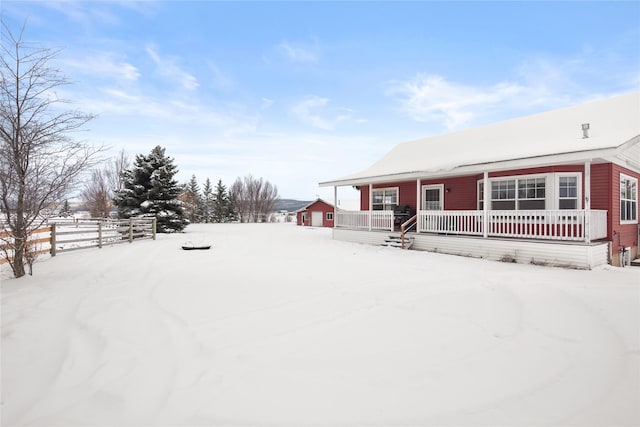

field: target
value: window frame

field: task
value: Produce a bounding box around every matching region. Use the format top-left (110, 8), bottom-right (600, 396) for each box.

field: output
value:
top-left (620, 173), bottom-right (638, 224)
top-left (478, 172), bottom-right (583, 211)
top-left (326, 212), bottom-right (334, 221)
top-left (371, 186), bottom-right (399, 211)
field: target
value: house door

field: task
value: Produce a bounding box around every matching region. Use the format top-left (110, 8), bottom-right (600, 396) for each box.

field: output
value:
top-left (422, 184), bottom-right (444, 210)
top-left (311, 211), bottom-right (323, 226)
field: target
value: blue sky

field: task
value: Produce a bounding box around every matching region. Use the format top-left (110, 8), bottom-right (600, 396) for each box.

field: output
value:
top-left (3, 1), bottom-right (639, 202)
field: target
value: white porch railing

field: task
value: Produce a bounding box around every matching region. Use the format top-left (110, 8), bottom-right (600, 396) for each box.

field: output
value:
top-left (419, 210), bottom-right (484, 235)
top-left (336, 209), bottom-right (608, 242)
top-left (335, 210), bottom-right (394, 231)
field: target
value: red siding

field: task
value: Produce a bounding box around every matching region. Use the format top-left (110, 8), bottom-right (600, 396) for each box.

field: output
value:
top-left (591, 163), bottom-right (612, 239)
top-left (610, 164), bottom-right (640, 261)
top-left (355, 163), bottom-right (639, 264)
top-left (297, 200), bottom-right (335, 227)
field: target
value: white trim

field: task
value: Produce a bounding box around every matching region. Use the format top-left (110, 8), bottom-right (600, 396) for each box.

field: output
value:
top-left (620, 173), bottom-right (638, 224)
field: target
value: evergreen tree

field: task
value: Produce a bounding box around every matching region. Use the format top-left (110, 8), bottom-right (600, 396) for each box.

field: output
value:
top-left (201, 178), bottom-right (214, 223)
top-left (179, 174), bottom-right (203, 223)
top-left (58, 199), bottom-right (73, 217)
top-left (213, 179), bottom-right (232, 222)
top-left (113, 146), bottom-right (188, 233)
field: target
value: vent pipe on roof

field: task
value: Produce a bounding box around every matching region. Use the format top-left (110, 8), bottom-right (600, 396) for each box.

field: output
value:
top-left (582, 123), bottom-right (590, 138)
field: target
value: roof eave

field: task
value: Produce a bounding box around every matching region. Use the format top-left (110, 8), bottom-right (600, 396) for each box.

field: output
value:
top-left (319, 144), bottom-right (629, 187)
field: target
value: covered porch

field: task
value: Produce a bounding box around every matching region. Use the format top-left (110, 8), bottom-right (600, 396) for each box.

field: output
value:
top-left (323, 160), bottom-right (612, 269)
top-left (335, 208), bottom-right (608, 243)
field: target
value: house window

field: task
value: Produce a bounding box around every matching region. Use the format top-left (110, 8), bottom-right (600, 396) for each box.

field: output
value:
top-left (491, 179), bottom-right (516, 210)
top-left (620, 174), bottom-right (638, 223)
top-left (479, 175), bottom-right (548, 210)
top-left (517, 178), bottom-right (546, 209)
top-left (558, 176), bottom-right (578, 209)
top-left (326, 212), bottom-right (334, 221)
top-left (372, 187), bottom-right (398, 210)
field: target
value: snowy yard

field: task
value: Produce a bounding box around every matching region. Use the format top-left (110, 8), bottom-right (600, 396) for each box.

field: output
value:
top-left (2, 223), bottom-right (639, 426)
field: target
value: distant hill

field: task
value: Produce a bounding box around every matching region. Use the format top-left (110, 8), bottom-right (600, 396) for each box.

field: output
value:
top-left (273, 199), bottom-right (312, 212)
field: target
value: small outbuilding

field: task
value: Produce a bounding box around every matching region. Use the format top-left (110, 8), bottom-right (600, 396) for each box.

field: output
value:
top-left (297, 199), bottom-right (335, 227)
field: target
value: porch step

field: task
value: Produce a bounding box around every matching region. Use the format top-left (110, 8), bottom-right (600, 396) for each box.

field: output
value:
top-left (382, 235), bottom-right (414, 249)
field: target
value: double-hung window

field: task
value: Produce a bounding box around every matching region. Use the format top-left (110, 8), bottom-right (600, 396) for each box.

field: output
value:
top-left (517, 178), bottom-right (546, 209)
top-left (491, 180), bottom-right (516, 210)
top-left (558, 176), bottom-right (578, 209)
top-left (620, 174), bottom-right (638, 223)
top-left (372, 187), bottom-right (398, 210)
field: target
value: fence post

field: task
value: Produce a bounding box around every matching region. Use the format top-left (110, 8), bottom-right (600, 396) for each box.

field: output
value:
top-left (152, 218), bottom-right (157, 240)
top-left (129, 218), bottom-right (133, 243)
top-left (50, 223), bottom-right (56, 257)
top-left (98, 220), bottom-right (103, 249)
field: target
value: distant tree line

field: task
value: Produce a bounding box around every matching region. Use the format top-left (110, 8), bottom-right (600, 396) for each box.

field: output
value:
top-left (179, 174), bottom-right (280, 224)
top-left (81, 145), bottom-right (280, 232)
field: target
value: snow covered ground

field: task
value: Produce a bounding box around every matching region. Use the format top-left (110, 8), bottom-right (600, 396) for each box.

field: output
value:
top-left (2, 223), bottom-right (639, 426)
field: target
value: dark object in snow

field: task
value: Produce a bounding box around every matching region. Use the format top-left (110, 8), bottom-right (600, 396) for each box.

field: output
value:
top-left (182, 245), bottom-right (211, 250)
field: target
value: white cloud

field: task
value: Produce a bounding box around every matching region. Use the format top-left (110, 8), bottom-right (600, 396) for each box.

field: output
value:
top-left (277, 39), bottom-right (320, 63)
top-left (146, 45), bottom-right (199, 90)
top-left (388, 74), bottom-right (525, 130)
top-left (291, 96), bottom-right (352, 130)
top-left (389, 51), bottom-right (640, 131)
top-left (261, 98), bottom-right (275, 109)
top-left (63, 53), bottom-right (140, 82)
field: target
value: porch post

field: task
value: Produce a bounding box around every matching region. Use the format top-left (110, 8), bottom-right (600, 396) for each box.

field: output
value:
top-left (416, 178), bottom-right (421, 232)
top-left (584, 160), bottom-right (591, 243)
top-left (333, 186), bottom-right (338, 210)
top-left (369, 183), bottom-right (373, 231)
top-left (483, 171), bottom-right (489, 238)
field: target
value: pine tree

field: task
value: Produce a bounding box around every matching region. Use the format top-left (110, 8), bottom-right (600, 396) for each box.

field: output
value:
top-left (202, 178), bottom-right (214, 223)
top-left (213, 179), bottom-right (232, 223)
top-left (179, 174), bottom-right (203, 223)
top-left (58, 199), bottom-right (73, 217)
top-left (113, 146), bottom-right (188, 233)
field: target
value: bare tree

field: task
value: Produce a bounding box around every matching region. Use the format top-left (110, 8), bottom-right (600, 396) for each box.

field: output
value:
top-left (81, 150), bottom-right (129, 218)
top-left (0, 22), bottom-right (99, 277)
top-left (81, 169), bottom-right (111, 218)
top-left (229, 175), bottom-right (279, 223)
top-left (258, 180), bottom-right (279, 222)
top-left (229, 178), bottom-right (248, 223)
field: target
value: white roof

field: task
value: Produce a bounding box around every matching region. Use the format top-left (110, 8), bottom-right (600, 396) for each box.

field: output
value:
top-left (296, 198), bottom-right (334, 212)
top-left (321, 92), bottom-right (640, 187)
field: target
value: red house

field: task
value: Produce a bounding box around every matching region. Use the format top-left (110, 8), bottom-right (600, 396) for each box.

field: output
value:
top-left (297, 199), bottom-right (335, 227)
top-left (320, 92), bottom-right (640, 269)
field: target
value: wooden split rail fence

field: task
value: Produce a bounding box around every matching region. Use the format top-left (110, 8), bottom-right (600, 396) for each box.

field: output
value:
top-left (0, 218), bottom-right (156, 265)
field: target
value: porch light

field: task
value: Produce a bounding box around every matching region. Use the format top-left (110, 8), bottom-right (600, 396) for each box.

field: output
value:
top-left (582, 123), bottom-right (590, 138)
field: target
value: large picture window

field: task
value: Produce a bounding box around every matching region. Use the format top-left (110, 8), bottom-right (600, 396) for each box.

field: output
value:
top-left (479, 174), bottom-right (570, 210)
top-left (488, 177), bottom-right (546, 210)
top-left (620, 174), bottom-right (638, 223)
top-left (372, 187), bottom-right (398, 210)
